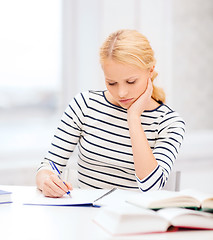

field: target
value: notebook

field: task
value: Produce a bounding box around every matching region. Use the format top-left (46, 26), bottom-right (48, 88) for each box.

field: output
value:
top-left (24, 188), bottom-right (119, 207)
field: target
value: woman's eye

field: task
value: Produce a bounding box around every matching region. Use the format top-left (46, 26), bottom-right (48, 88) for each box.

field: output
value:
top-left (108, 82), bottom-right (116, 86)
top-left (127, 81), bottom-right (136, 84)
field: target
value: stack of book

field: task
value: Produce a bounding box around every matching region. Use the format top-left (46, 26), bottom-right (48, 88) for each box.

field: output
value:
top-left (93, 189), bottom-right (213, 236)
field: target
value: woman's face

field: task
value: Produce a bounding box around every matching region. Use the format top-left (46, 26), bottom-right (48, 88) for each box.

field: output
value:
top-left (102, 59), bottom-right (152, 109)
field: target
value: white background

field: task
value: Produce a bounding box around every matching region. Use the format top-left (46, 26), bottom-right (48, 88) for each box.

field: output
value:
top-left (0, 0), bottom-right (212, 192)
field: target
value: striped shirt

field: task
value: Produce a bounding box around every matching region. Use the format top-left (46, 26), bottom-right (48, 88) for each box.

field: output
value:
top-left (38, 90), bottom-right (185, 192)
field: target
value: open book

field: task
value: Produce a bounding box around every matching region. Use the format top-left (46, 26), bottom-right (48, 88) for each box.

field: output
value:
top-left (94, 203), bottom-right (213, 236)
top-left (126, 189), bottom-right (213, 211)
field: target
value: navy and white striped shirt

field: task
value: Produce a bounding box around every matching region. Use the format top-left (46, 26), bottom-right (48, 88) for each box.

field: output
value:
top-left (38, 90), bottom-right (185, 191)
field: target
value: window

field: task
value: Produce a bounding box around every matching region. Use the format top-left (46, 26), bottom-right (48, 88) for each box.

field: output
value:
top-left (0, 0), bottom-right (62, 168)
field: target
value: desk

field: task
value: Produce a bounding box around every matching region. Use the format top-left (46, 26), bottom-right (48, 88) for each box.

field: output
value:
top-left (0, 185), bottom-right (213, 240)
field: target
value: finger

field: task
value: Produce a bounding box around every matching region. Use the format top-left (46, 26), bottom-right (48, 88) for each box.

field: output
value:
top-left (43, 182), bottom-right (64, 198)
top-left (50, 174), bottom-right (73, 196)
top-left (49, 174), bottom-right (69, 194)
top-left (145, 78), bottom-right (153, 96)
top-left (43, 185), bottom-right (63, 198)
top-left (147, 78), bottom-right (153, 90)
top-left (63, 181), bottom-right (73, 191)
top-left (43, 174), bottom-right (67, 197)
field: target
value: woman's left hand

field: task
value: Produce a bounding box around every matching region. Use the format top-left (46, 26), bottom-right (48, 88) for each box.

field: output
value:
top-left (127, 78), bottom-right (153, 118)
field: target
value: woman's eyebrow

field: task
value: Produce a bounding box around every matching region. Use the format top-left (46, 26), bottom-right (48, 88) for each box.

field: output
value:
top-left (106, 76), bottom-right (138, 82)
top-left (106, 78), bottom-right (116, 82)
top-left (126, 76), bottom-right (138, 81)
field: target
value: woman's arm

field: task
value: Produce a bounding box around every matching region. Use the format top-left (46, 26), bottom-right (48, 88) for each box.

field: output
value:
top-left (127, 79), bottom-right (158, 180)
top-left (127, 79), bottom-right (185, 192)
top-left (128, 115), bottom-right (158, 180)
top-left (36, 92), bottom-right (87, 197)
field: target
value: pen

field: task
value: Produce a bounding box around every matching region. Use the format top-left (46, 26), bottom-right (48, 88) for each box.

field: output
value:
top-left (93, 188), bottom-right (117, 203)
top-left (49, 161), bottom-right (72, 198)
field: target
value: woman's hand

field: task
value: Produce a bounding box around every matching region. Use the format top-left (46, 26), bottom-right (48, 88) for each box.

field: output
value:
top-left (36, 169), bottom-right (72, 198)
top-left (126, 78), bottom-right (158, 180)
top-left (127, 78), bottom-right (153, 118)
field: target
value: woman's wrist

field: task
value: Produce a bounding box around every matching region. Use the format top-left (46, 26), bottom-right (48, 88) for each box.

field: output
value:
top-left (127, 111), bottom-right (141, 125)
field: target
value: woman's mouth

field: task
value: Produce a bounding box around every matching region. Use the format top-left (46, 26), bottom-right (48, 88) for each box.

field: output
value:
top-left (119, 98), bottom-right (134, 105)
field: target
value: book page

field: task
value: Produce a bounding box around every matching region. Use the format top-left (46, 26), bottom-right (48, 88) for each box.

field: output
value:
top-left (126, 190), bottom-right (201, 209)
top-left (158, 208), bottom-right (213, 229)
top-left (94, 188), bottom-right (139, 207)
top-left (180, 189), bottom-right (212, 201)
top-left (180, 189), bottom-right (213, 209)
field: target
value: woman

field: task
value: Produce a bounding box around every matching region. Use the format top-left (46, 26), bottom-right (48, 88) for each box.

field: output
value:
top-left (36, 29), bottom-right (185, 197)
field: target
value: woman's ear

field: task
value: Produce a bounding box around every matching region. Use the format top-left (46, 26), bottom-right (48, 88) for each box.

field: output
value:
top-left (149, 65), bottom-right (155, 79)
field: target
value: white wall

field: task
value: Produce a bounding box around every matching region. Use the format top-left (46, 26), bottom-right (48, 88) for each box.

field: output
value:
top-left (1, 0), bottom-right (213, 192)
top-left (61, 0), bottom-right (173, 108)
top-left (60, 0), bottom-right (213, 191)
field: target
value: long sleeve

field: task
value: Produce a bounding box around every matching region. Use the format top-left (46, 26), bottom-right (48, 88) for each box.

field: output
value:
top-left (135, 110), bottom-right (185, 192)
top-left (37, 92), bottom-right (86, 173)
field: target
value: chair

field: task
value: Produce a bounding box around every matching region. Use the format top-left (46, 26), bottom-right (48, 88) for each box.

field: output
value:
top-left (163, 171), bottom-right (181, 191)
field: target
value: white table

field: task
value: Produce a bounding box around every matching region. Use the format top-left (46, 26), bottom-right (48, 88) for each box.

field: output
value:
top-left (0, 185), bottom-right (213, 240)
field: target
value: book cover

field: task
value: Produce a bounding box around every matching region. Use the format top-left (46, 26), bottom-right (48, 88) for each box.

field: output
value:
top-left (0, 190), bottom-right (12, 204)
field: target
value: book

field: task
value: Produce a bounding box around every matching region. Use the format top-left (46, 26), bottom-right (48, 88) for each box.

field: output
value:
top-left (126, 189), bottom-right (213, 211)
top-left (93, 203), bottom-right (213, 236)
top-left (0, 189), bottom-right (12, 204)
top-left (24, 188), bottom-right (119, 207)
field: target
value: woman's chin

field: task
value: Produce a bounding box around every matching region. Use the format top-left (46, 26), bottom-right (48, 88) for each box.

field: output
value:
top-left (119, 103), bottom-right (131, 109)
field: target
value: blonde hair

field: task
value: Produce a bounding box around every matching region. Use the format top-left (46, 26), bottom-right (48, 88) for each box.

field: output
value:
top-left (100, 29), bottom-right (166, 103)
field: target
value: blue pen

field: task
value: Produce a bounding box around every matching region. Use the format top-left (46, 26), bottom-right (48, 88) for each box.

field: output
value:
top-left (49, 161), bottom-right (72, 197)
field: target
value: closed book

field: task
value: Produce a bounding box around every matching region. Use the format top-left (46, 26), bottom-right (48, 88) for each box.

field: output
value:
top-left (0, 190), bottom-right (12, 204)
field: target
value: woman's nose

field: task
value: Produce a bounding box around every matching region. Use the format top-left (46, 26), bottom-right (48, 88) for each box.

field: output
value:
top-left (118, 86), bottom-right (128, 98)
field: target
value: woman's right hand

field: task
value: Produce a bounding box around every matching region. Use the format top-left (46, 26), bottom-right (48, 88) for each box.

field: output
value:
top-left (36, 169), bottom-right (72, 198)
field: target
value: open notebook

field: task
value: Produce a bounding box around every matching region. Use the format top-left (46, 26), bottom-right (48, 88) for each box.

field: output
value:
top-left (24, 188), bottom-right (138, 207)
top-left (24, 188), bottom-right (113, 207)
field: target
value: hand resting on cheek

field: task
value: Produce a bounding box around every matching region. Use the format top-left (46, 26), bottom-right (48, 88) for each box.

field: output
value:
top-left (127, 78), bottom-right (153, 118)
